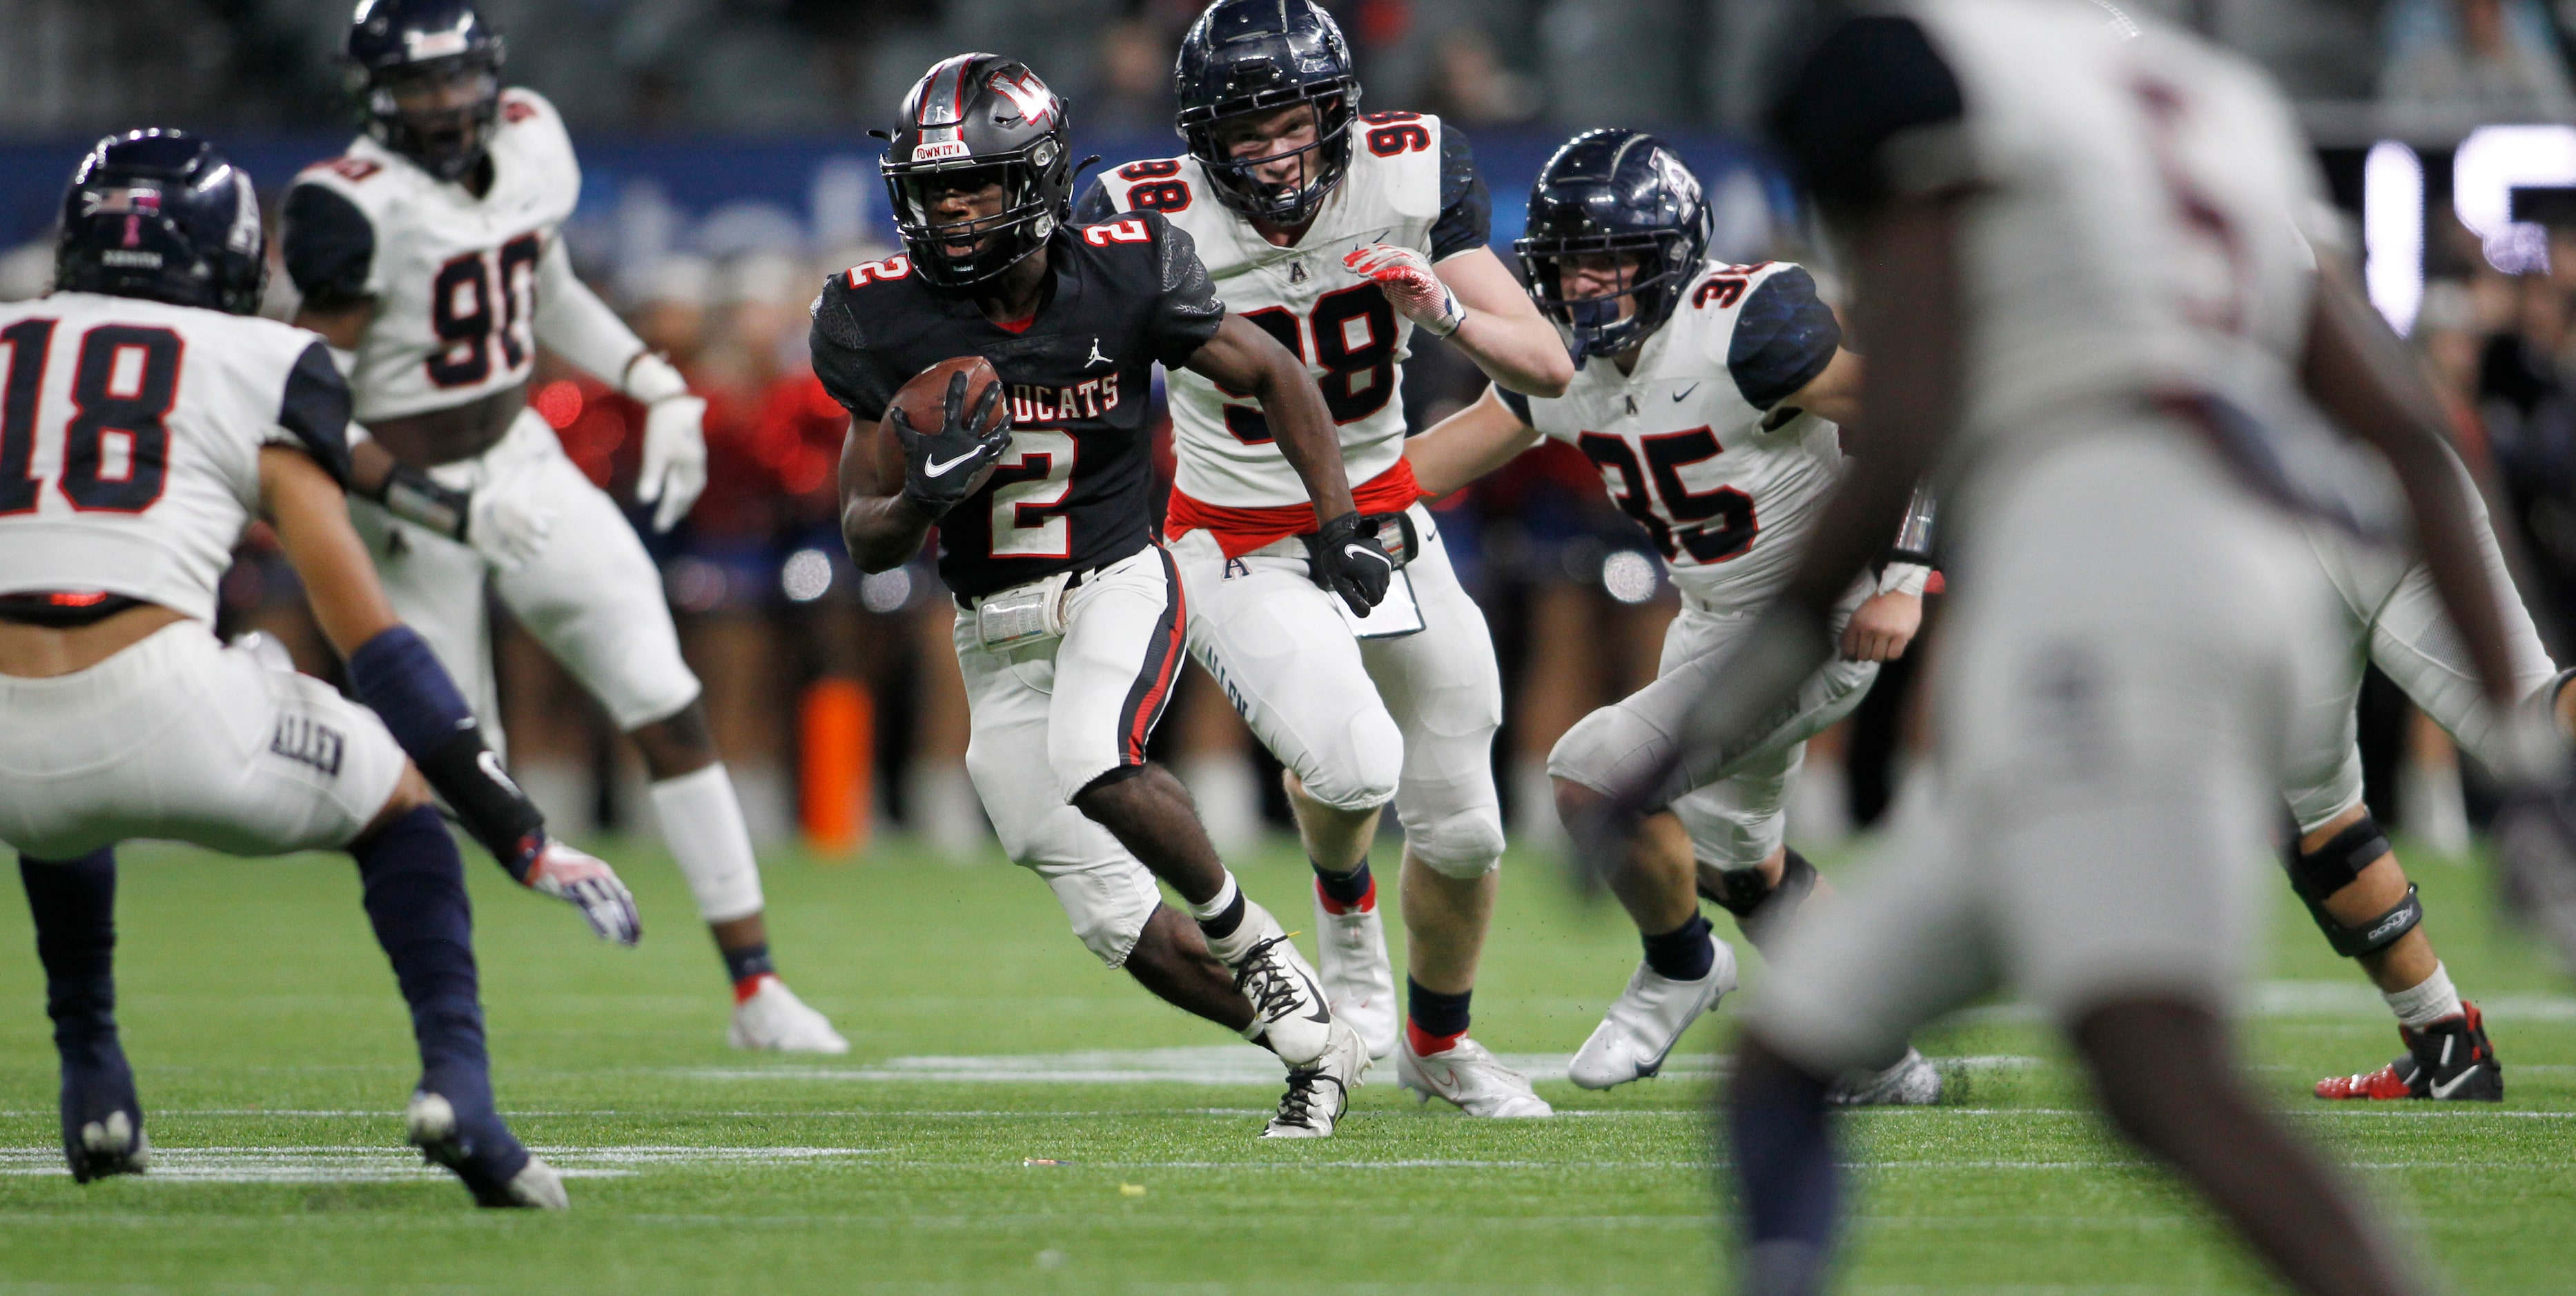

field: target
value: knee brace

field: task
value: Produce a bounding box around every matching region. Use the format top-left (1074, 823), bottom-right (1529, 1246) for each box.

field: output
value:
top-left (1702, 847), bottom-right (1819, 951)
top-left (2286, 814), bottom-right (2417, 957)
top-left (1405, 806), bottom-right (1507, 879)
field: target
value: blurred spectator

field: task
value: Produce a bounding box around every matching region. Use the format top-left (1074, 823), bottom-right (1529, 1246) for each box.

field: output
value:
top-left (1421, 25), bottom-right (1540, 126)
top-left (2478, 271), bottom-right (2576, 655)
top-left (2381, 0), bottom-right (2576, 119)
top-left (1088, 17), bottom-right (1180, 130)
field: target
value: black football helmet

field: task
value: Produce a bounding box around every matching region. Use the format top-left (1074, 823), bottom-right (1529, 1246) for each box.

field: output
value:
top-left (55, 130), bottom-right (267, 316)
top-left (1515, 128), bottom-right (1713, 367)
top-left (347, 0), bottom-right (507, 183)
top-left (880, 54), bottom-right (1077, 290)
top-left (1173, 0), bottom-right (1360, 226)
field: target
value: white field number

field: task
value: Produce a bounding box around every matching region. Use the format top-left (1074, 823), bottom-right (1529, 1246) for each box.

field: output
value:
top-left (989, 429), bottom-right (1075, 558)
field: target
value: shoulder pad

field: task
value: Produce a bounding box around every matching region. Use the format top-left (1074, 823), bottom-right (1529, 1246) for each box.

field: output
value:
top-left (1354, 110), bottom-right (1445, 222)
top-left (1101, 157), bottom-right (1201, 219)
top-left (835, 251), bottom-right (917, 292)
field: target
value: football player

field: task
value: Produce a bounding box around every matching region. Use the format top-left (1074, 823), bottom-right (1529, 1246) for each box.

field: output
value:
top-left (819, 56), bottom-right (1374, 1137)
top-left (0, 131), bottom-right (641, 1206)
top-left (1402, 129), bottom-right (1942, 1103)
top-left (1685, 6), bottom-right (2566, 1293)
top-left (1082, 0), bottom-right (1573, 1117)
top-left (280, 0), bottom-right (843, 1052)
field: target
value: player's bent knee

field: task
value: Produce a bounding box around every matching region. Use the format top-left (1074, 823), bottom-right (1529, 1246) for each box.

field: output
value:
top-left (2286, 812), bottom-right (2419, 956)
top-left (1406, 807), bottom-right (1506, 878)
top-left (1043, 868), bottom-right (1158, 969)
top-left (362, 764), bottom-right (439, 841)
top-left (1294, 710), bottom-right (1403, 812)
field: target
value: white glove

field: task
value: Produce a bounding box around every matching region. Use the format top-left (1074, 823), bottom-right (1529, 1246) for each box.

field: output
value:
top-left (636, 394), bottom-right (708, 533)
top-left (521, 840), bottom-right (641, 945)
top-left (464, 471), bottom-right (557, 571)
top-left (1343, 243), bottom-right (1466, 337)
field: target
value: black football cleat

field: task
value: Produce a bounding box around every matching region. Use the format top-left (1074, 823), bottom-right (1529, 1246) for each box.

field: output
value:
top-left (2315, 1001), bottom-right (2502, 1101)
top-left (60, 1052), bottom-right (148, 1183)
top-left (406, 1092), bottom-right (565, 1208)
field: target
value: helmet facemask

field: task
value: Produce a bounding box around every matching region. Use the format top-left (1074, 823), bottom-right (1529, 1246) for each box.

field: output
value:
top-left (1519, 231), bottom-right (1697, 369)
top-left (361, 50), bottom-right (503, 183)
top-left (1182, 86), bottom-right (1358, 227)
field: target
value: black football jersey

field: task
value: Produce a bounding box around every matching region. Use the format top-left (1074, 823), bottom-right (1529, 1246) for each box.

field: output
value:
top-left (811, 210), bottom-right (1225, 598)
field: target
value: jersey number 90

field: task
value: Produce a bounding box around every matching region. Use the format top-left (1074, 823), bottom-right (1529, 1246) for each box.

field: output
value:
top-left (428, 233), bottom-right (542, 389)
top-left (1, 320), bottom-right (182, 516)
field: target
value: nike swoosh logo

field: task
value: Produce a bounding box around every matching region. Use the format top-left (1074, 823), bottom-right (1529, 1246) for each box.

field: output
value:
top-left (1345, 544), bottom-right (1389, 567)
top-left (923, 451), bottom-right (983, 477)
top-left (1299, 970), bottom-right (1332, 1023)
top-left (2428, 1067), bottom-right (2484, 1099)
top-left (1673, 384), bottom-right (1698, 402)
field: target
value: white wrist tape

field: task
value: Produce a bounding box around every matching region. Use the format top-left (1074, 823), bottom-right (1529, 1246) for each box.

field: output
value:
top-left (1877, 562), bottom-right (1931, 598)
top-left (624, 351), bottom-right (690, 404)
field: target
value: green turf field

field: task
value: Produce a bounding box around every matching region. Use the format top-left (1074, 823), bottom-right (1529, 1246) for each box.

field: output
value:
top-left (0, 829), bottom-right (2569, 1294)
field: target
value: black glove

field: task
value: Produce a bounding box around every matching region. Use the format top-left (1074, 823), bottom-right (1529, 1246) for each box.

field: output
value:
top-left (1305, 510), bottom-right (1395, 616)
top-left (892, 370), bottom-right (1011, 521)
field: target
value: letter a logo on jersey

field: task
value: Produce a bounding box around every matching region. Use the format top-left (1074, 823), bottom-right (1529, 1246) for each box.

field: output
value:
top-left (989, 70), bottom-right (1057, 128)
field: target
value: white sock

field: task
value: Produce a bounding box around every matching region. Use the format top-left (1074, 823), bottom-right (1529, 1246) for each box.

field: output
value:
top-left (2383, 961), bottom-right (2463, 1030)
top-left (1185, 872), bottom-right (1241, 924)
top-left (648, 763), bottom-right (765, 924)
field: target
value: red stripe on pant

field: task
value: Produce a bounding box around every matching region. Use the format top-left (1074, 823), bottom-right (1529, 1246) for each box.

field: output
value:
top-left (1116, 547), bottom-right (1187, 767)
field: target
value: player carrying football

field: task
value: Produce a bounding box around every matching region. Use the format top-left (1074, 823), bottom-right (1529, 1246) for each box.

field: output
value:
top-left (0, 130), bottom-right (641, 1207)
top-left (1403, 129), bottom-right (1942, 1104)
top-left (1083, 0), bottom-right (1574, 1116)
top-left (820, 55), bottom-right (1380, 1137)
top-left (280, 0), bottom-right (843, 1052)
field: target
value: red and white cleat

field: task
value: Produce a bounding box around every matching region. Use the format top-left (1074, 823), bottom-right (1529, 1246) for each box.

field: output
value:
top-left (2316, 1002), bottom-right (2501, 1101)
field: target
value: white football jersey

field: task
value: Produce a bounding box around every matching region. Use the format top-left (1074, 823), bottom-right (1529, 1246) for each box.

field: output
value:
top-left (283, 88), bottom-right (581, 424)
top-left (0, 292), bottom-right (351, 623)
top-left (1848, 0), bottom-right (2333, 446)
top-left (1503, 260), bottom-right (1845, 609)
top-left (1087, 112), bottom-right (1466, 508)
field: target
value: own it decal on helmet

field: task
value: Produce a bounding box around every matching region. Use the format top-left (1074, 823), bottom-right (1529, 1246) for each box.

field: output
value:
top-left (1173, 0), bottom-right (1362, 227)
top-left (347, 0), bottom-right (507, 184)
top-left (55, 128), bottom-right (269, 317)
top-left (1514, 128), bottom-right (1714, 368)
top-left (878, 54), bottom-right (1085, 291)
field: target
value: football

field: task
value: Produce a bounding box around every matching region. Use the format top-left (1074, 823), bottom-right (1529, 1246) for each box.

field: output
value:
top-left (882, 355), bottom-right (1007, 494)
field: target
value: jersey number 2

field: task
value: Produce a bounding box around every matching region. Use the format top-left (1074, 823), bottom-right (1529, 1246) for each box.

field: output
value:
top-left (1, 320), bottom-right (182, 516)
top-left (427, 233), bottom-right (542, 389)
top-left (986, 430), bottom-right (1075, 558)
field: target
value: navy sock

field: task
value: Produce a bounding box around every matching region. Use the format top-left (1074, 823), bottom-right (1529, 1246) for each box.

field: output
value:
top-left (352, 806), bottom-right (520, 1176)
top-left (19, 850), bottom-right (121, 1068)
top-left (1407, 976), bottom-right (1472, 1052)
top-left (722, 941), bottom-right (775, 990)
top-left (1312, 857), bottom-right (1372, 907)
top-left (1728, 1044), bottom-right (1841, 1296)
top-left (1642, 913), bottom-right (1717, 981)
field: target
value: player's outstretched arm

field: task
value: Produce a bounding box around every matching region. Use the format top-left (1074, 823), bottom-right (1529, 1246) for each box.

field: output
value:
top-left (2303, 262), bottom-right (2528, 716)
top-left (1345, 244), bottom-right (1572, 398)
top-left (261, 445), bottom-right (643, 945)
top-left (1403, 384), bottom-right (1543, 498)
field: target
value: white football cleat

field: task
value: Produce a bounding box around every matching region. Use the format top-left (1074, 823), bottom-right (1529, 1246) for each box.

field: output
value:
top-left (405, 1092), bottom-right (567, 1209)
top-left (1568, 939), bottom-right (1740, 1091)
top-left (1312, 881), bottom-right (1399, 1060)
top-left (1826, 1047), bottom-right (1944, 1106)
top-left (1398, 1035), bottom-right (1553, 1118)
top-left (1207, 899), bottom-right (1336, 1066)
top-left (728, 976), bottom-right (850, 1054)
top-left (1263, 1021), bottom-right (1372, 1139)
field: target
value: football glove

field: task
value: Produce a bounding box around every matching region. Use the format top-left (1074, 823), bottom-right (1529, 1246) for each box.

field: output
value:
top-left (636, 393), bottom-right (710, 533)
top-left (1305, 510), bottom-right (1395, 616)
top-left (894, 370), bottom-right (1012, 522)
top-left (1344, 244), bottom-right (1465, 337)
top-left (520, 840), bottom-right (642, 946)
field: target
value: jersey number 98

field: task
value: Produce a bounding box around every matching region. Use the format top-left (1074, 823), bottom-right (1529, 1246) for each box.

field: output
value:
top-left (1217, 284), bottom-right (1399, 442)
top-left (1, 320), bottom-right (182, 516)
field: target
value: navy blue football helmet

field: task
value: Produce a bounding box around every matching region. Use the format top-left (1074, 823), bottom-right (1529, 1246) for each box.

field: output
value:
top-left (55, 130), bottom-right (267, 316)
top-left (1173, 0), bottom-right (1361, 226)
top-left (1514, 129), bottom-right (1713, 367)
top-left (347, 0), bottom-right (507, 183)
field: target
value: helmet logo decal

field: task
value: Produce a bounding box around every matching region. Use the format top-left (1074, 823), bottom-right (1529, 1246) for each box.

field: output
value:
top-left (402, 26), bottom-right (471, 59)
top-left (988, 70), bottom-right (1057, 128)
top-left (914, 139), bottom-right (970, 161)
top-left (82, 187), bottom-right (162, 218)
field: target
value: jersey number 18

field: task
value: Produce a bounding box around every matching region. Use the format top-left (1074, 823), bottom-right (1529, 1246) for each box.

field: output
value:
top-left (1, 320), bottom-right (182, 516)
